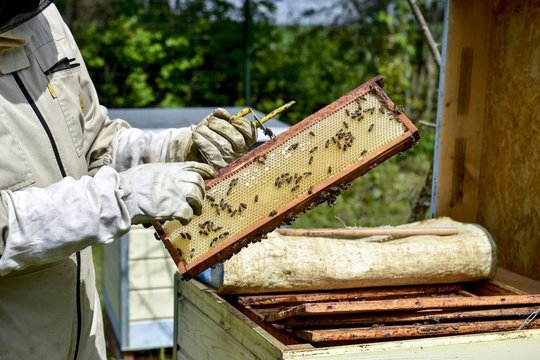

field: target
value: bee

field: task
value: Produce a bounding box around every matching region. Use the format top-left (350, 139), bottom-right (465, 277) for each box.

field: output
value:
top-left (199, 230), bottom-right (209, 236)
top-left (186, 233), bottom-right (192, 240)
top-left (361, 149), bottom-right (368, 156)
top-left (287, 143), bottom-right (299, 151)
top-left (368, 123), bottom-right (374, 132)
top-left (230, 210), bottom-right (237, 217)
top-left (291, 185), bottom-right (300, 192)
top-left (226, 188), bottom-right (233, 195)
top-left (210, 238), bottom-right (218, 247)
top-left (309, 131), bottom-right (316, 137)
top-left (214, 226), bottom-right (223, 232)
top-left (255, 155), bottom-right (266, 164)
top-left (308, 156), bottom-right (314, 165)
top-left (336, 143), bottom-right (342, 150)
top-left (325, 139), bottom-right (330, 148)
top-left (328, 166), bottom-right (332, 174)
top-left (254, 194), bottom-right (259, 203)
top-left (307, 186), bottom-right (314, 195)
top-left (295, 176), bottom-right (303, 184)
top-left (230, 178), bottom-right (239, 187)
top-left (358, 95), bottom-right (367, 101)
top-left (332, 137), bottom-right (337, 144)
top-left (239, 203), bottom-right (247, 209)
top-left (309, 146), bottom-right (318, 153)
top-left (206, 195), bottom-right (215, 202)
top-left (303, 171), bottom-right (312, 176)
top-left (269, 210), bottom-right (277, 217)
top-left (345, 108), bottom-right (350, 116)
top-left (189, 248), bottom-right (195, 259)
top-left (343, 121), bottom-right (349, 129)
top-left (379, 107), bottom-right (385, 114)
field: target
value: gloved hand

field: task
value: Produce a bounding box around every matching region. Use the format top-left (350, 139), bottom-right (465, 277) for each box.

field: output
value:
top-left (0, 163), bottom-right (216, 275)
top-left (119, 162), bottom-right (216, 225)
top-left (168, 108), bottom-right (257, 169)
top-left (105, 108), bottom-right (257, 172)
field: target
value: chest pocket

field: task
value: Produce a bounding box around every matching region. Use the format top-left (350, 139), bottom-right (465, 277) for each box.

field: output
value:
top-left (34, 38), bottom-right (85, 157)
top-left (0, 109), bottom-right (36, 191)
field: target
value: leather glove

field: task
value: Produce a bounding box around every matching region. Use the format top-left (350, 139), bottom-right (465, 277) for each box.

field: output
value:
top-left (119, 162), bottom-right (216, 225)
top-left (168, 108), bottom-right (257, 169)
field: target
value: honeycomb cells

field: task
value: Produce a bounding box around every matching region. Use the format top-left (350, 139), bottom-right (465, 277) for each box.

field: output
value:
top-left (164, 92), bottom-right (407, 264)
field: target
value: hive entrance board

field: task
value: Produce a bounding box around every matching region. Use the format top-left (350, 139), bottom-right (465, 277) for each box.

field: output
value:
top-left (156, 76), bottom-right (420, 279)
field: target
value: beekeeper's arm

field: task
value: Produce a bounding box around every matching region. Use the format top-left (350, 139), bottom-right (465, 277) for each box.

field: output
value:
top-left (0, 10), bottom-right (223, 274)
top-left (103, 108), bottom-right (258, 172)
top-left (0, 162), bottom-right (215, 275)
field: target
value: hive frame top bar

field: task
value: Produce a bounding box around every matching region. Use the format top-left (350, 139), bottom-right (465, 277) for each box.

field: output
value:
top-left (156, 76), bottom-right (420, 280)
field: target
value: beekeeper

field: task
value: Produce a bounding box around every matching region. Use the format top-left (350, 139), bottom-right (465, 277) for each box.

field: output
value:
top-left (0, 1), bottom-right (256, 359)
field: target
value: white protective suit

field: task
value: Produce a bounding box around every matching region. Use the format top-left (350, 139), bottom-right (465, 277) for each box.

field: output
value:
top-left (0, 3), bottom-right (255, 359)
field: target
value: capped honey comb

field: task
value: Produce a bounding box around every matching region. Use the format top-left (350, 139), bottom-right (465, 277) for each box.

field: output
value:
top-left (156, 76), bottom-right (420, 279)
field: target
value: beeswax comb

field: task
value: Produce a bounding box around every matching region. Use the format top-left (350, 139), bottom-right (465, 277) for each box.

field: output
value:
top-left (155, 76), bottom-right (420, 279)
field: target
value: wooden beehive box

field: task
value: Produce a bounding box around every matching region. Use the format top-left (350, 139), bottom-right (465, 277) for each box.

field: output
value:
top-left (172, 1), bottom-right (540, 358)
top-left (174, 274), bottom-right (540, 360)
top-left (431, 0), bottom-right (540, 282)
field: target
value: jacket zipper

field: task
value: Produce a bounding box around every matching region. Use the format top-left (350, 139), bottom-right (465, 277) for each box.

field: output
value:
top-left (13, 72), bottom-right (82, 360)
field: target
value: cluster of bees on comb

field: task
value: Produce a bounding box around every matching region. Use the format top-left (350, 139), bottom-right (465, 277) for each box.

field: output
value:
top-left (170, 90), bottom-right (405, 262)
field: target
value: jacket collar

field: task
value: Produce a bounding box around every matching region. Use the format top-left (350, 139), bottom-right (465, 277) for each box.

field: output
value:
top-left (0, 27), bottom-right (32, 74)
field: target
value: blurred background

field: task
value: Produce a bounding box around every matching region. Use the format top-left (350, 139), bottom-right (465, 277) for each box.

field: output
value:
top-left (54, 0), bottom-right (444, 228)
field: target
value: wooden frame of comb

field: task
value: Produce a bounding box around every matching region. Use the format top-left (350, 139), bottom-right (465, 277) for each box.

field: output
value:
top-left (155, 75), bottom-right (420, 280)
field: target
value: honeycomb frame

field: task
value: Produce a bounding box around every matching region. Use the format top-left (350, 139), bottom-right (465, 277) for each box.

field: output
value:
top-left (156, 76), bottom-right (420, 279)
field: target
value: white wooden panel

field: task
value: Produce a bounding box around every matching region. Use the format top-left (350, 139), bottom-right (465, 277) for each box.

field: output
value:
top-left (128, 225), bottom-right (170, 260)
top-left (128, 258), bottom-right (177, 289)
top-left (129, 288), bottom-right (174, 321)
top-left (177, 299), bottom-right (259, 360)
top-left (126, 319), bottom-right (174, 351)
top-left (284, 330), bottom-right (540, 360)
top-left (176, 280), bottom-right (299, 360)
top-left (177, 351), bottom-right (193, 360)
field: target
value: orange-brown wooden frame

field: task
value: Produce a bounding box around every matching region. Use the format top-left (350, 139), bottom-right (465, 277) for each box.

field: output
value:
top-left (157, 76), bottom-right (420, 279)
